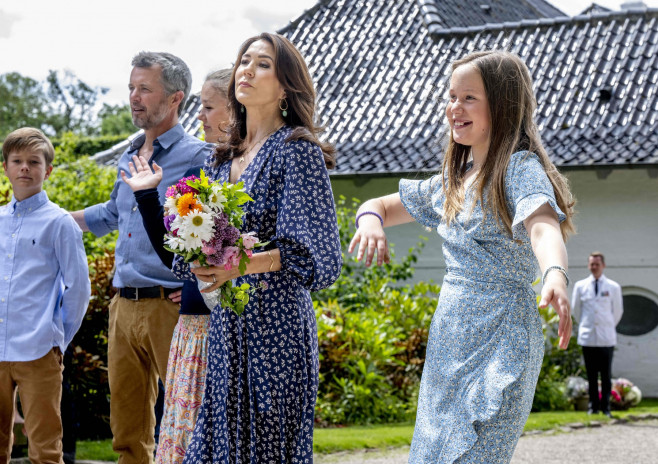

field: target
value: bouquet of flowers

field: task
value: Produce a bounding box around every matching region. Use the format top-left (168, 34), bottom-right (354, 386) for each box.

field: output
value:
top-left (163, 170), bottom-right (264, 315)
top-left (609, 377), bottom-right (642, 410)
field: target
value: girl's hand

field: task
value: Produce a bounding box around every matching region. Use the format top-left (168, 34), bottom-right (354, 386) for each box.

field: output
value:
top-left (120, 155), bottom-right (163, 191)
top-left (167, 289), bottom-right (182, 304)
top-left (348, 215), bottom-right (391, 267)
top-left (191, 264), bottom-right (240, 293)
top-left (539, 272), bottom-right (572, 349)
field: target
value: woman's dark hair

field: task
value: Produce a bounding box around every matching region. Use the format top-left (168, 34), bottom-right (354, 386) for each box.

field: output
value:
top-left (213, 32), bottom-right (335, 169)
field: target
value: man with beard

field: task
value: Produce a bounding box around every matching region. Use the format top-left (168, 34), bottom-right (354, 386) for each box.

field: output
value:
top-left (71, 52), bottom-right (211, 463)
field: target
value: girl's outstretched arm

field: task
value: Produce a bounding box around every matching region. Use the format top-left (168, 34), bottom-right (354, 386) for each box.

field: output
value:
top-left (525, 203), bottom-right (572, 350)
top-left (348, 193), bottom-right (415, 267)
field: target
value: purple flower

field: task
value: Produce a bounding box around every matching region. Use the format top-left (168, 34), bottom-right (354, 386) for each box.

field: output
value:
top-left (163, 214), bottom-right (176, 232)
top-left (223, 226), bottom-right (240, 246)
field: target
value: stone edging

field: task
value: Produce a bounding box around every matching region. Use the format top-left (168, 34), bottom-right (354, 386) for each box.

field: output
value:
top-left (521, 412), bottom-right (658, 436)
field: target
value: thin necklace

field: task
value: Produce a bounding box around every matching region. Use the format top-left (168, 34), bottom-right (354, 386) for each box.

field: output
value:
top-left (239, 124), bottom-right (284, 164)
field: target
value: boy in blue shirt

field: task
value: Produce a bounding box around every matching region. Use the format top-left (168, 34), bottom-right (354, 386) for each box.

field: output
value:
top-left (0, 127), bottom-right (91, 463)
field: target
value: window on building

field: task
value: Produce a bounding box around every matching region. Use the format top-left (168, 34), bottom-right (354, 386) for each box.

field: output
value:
top-left (617, 293), bottom-right (658, 336)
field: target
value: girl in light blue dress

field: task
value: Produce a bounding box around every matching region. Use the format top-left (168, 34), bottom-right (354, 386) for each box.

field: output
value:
top-left (349, 51), bottom-right (576, 463)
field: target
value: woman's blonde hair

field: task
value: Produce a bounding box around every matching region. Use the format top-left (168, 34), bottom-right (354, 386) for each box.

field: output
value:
top-left (441, 50), bottom-right (575, 240)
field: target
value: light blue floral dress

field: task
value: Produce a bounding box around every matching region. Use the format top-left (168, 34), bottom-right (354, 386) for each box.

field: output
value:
top-left (399, 152), bottom-right (566, 464)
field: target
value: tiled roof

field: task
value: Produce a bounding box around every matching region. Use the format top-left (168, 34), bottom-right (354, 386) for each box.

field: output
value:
top-left (416, 0), bottom-right (565, 32)
top-left (280, 1), bottom-right (658, 174)
top-left (96, 1), bottom-right (658, 174)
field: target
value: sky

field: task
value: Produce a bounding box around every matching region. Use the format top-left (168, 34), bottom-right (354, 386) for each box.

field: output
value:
top-left (0, 0), bottom-right (656, 106)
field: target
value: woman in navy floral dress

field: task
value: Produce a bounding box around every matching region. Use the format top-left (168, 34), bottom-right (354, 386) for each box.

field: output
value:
top-left (350, 51), bottom-right (576, 463)
top-left (174, 33), bottom-right (341, 463)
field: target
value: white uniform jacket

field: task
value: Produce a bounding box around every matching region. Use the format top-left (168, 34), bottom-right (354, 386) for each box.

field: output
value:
top-left (572, 274), bottom-right (624, 347)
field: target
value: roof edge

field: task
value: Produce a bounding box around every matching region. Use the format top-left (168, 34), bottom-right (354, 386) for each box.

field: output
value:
top-left (428, 7), bottom-right (657, 38)
top-left (277, 0), bottom-right (331, 34)
top-left (415, 0), bottom-right (442, 29)
top-left (331, 162), bottom-right (658, 177)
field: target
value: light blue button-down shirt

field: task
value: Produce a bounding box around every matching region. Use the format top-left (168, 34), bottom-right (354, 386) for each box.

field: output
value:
top-left (0, 191), bottom-right (91, 362)
top-left (84, 124), bottom-right (211, 288)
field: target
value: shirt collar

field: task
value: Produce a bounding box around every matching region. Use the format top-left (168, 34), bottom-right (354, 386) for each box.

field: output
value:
top-left (10, 190), bottom-right (49, 214)
top-left (589, 274), bottom-right (607, 284)
top-left (128, 124), bottom-right (185, 153)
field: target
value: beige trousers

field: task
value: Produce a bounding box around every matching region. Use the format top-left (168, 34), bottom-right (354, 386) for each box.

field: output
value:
top-left (108, 294), bottom-right (179, 464)
top-left (0, 348), bottom-right (64, 464)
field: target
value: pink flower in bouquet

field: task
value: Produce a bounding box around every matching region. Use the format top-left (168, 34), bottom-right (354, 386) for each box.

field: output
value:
top-left (165, 185), bottom-right (178, 198)
top-left (223, 246), bottom-right (241, 270)
top-left (242, 233), bottom-right (259, 249)
top-left (202, 245), bottom-right (216, 256)
top-left (175, 176), bottom-right (199, 195)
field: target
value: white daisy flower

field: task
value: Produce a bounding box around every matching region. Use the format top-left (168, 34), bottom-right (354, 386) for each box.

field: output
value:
top-left (164, 196), bottom-right (179, 215)
top-left (180, 210), bottom-right (214, 248)
top-left (207, 184), bottom-right (226, 211)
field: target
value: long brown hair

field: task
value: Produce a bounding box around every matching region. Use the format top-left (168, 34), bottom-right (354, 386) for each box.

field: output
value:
top-left (213, 33), bottom-right (335, 169)
top-left (441, 50), bottom-right (575, 240)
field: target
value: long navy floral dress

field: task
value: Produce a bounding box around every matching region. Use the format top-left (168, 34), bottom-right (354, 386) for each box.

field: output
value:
top-left (400, 152), bottom-right (566, 463)
top-left (176, 126), bottom-right (342, 464)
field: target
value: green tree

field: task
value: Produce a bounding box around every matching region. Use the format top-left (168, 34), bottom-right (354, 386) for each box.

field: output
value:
top-left (98, 103), bottom-right (135, 136)
top-left (0, 72), bottom-right (50, 140)
top-left (0, 70), bottom-right (109, 140)
top-left (45, 70), bottom-right (108, 136)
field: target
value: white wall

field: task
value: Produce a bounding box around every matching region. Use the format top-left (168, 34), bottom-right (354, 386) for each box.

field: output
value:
top-left (331, 166), bottom-right (658, 395)
top-left (566, 168), bottom-right (658, 397)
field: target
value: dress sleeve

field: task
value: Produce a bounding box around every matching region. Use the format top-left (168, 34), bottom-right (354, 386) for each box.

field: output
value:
top-left (134, 188), bottom-right (173, 268)
top-left (506, 151), bottom-right (566, 240)
top-left (399, 175), bottom-right (442, 228)
top-left (271, 139), bottom-right (342, 291)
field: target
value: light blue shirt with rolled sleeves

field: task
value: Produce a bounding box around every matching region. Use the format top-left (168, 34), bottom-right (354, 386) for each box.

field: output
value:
top-left (84, 124), bottom-right (211, 288)
top-left (0, 191), bottom-right (91, 362)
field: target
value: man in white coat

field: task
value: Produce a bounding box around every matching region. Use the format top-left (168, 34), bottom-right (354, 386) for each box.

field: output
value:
top-left (572, 252), bottom-right (624, 417)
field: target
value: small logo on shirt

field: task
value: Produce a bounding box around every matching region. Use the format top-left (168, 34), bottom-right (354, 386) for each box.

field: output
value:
top-left (601, 290), bottom-right (609, 297)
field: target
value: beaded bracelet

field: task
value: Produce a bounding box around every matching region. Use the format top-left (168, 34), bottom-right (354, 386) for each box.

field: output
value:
top-left (542, 265), bottom-right (570, 287)
top-left (355, 211), bottom-right (384, 229)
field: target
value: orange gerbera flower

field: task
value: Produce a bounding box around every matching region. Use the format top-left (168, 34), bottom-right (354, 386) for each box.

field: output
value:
top-left (177, 193), bottom-right (203, 216)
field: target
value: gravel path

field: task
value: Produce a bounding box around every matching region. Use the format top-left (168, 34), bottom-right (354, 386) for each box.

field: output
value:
top-left (11, 419), bottom-right (658, 464)
top-left (315, 419), bottom-right (658, 464)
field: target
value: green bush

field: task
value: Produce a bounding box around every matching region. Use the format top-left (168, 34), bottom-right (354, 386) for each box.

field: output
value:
top-left (531, 296), bottom-right (583, 412)
top-left (313, 197), bottom-right (439, 425)
top-left (47, 134), bottom-right (118, 255)
top-left (69, 252), bottom-right (115, 439)
top-left (51, 132), bottom-right (128, 159)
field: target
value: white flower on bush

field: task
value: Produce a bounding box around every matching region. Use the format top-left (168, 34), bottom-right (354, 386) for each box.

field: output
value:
top-left (626, 385), bottom-right (642, 406)
top-left (566, 376), bottom-right (589, 399)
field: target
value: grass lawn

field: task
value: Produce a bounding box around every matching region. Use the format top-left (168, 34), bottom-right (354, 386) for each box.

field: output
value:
top-left (76, 398), bottom-right (658, 460)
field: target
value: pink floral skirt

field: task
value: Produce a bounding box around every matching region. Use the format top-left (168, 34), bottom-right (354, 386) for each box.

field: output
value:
top-left (155, 314), bottom-right (209, 464)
